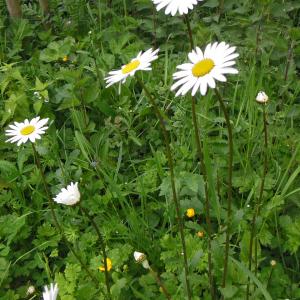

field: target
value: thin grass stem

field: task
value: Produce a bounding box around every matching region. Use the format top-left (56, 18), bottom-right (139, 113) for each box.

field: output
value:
top-left (149, 267), bottom-right (172, 300)
top-left (137, 77), bottom-right (192, 300)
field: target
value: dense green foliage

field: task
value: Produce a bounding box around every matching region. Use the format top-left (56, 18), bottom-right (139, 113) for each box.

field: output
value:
top-left (0, 0), bottom-right (300, 299)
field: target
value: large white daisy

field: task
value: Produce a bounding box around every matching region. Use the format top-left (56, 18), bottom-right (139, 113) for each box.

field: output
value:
top-left (152, 0), bottom-right (203, 16)
top-left (43, 283), bottom-right (59, 300)
top-left (53, 182), bottom-right (80, 206)
top-left (5, 117), bottom-right (49, 146)
top-left (105, 48), bottom-right (159, 87)
top-left (171, 42), bottom-right (239, 97)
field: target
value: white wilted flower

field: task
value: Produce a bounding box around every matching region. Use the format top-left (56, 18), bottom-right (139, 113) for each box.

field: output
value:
top-left (5, 117), bottom-right (49, 146)
top-left (43, 283), bottom-right (59, 300)
top-left (256, 91), bottom-right (269, 104)
top-left (134, 251), bottom-right (150, 269)
top-left (105, 48), bottom-right (159, 87)
top-left (53, 182), bottom-right (80, 206)
top-left (171, 42), bottom-right (239, 97)
top-left (152, 0), bottom-right (203, 16)
top-left (26, 285), bottom-right (35, 295)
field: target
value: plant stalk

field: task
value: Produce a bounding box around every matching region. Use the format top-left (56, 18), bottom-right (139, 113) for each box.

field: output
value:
top-left (137, 77), bottom-right (192, 300)
top-left (149, 267), bottom-right (172, 300)
top-left (192, 96), bottom-right (215, 298)
top-left (184, 15), bottom-right (194, 49)
top-left (246, 105), bottom-right (268, 299)
top-left (31, 144), bottom-right (99, 287)
top-left (79, 204), bottom-right (111, 300)
top-left (214, 89), bottom-right (233, 290)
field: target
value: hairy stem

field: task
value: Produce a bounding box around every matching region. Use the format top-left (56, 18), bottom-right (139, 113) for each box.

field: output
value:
top-left (214, 89), bottom-right (233, 290)
top-left (137, 77), bottom-right (192, 300)
top-left (192, 96), bottom-right (215, 299)
top-left (79, 204), bottom-right (111, 300)
top-left (246, 105), bottom-right (268, 299)
top-left (31, 144), bottom-right (100, 287)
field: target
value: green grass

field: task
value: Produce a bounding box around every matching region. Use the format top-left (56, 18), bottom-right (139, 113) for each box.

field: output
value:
top-left (0, 0), bottom-right (300, 299)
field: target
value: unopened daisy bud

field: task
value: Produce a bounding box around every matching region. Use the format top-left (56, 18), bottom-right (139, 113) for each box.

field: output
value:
top-left (256, 91), bottom-right (269, 104)
top-left (26, 285), bottom-right (35, 295)
top-left (134, 251), bottom-right (150, 269)
top-left (270, 260), bottom-right (276, 267)
top-left (186, 208), bottom-right (195, 218)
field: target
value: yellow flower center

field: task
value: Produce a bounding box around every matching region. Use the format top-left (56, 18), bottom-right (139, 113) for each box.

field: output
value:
top-left (192, 58), bottom-right (215, 77)
top-left (122, 60), bottom-right (140, 74)
top-left (20, 125), bottom-right (35, 136)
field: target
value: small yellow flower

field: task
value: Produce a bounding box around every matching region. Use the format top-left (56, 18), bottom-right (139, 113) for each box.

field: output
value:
top-left (99, 258), bottom-right (112, 272)
top-left (62, 55), bottom-right (68, 62)
top-left (186, 208), bottom-right (195, 218)
top-left (197, 231), bottom-right (204, 238)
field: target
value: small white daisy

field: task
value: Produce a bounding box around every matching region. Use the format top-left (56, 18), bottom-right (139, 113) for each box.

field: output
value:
top-left (152, 0), bottom-right (203, 16)
top-left (171, 42), bottom-right (239, 97)
top-left (256, 91), bottom-right (269, 104)
top-left (53, 182), bottom-right (80, 206)
top-left (105, 48), bottom-right (159, 87)
top-left (5, 117), bottom-right (49, 146)
top-left (43, 283), bottom-right (59, 300)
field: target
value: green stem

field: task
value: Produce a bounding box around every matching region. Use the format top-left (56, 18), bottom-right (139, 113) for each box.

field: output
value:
top-left (31, 144), bottom-right (99, 287)
top-left (184, 15), bottom-right (194, 49)
top-left (192, 96), bottom-right (215, 299)
top-left (149, 267), bottom-right (172, 300)
top-left (79, 204), bottom-right (111, 300)
top-left (246, 105), bottom-right (268, 299)
top-left (214, 89), bottom-right (233, 290)
top-left (137, 77), bottom-right (192, 300)
top-left (218, 0), bottom-right (224, 20)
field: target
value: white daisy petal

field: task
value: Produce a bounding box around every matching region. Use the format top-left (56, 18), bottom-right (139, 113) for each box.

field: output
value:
top-left (171, 42), bottom-right (238, 97)
top-left (43, 283), bottom-right (59, 300)
top-left (5, 117), bottom-right (49, 146)
top-left (105, 48), bottom-right (159, 88)
top-left (53, 182), bottom-right (80, 206)
top-left (152, 0), bottom-right (203, 16)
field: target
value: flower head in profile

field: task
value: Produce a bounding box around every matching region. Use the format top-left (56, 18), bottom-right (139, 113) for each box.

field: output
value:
top-left (5, 117), bottom-right (49, 146)
top-left (43, 283), bottom-right (58, 300)
top-left (105, 48), bottom-right (159, 87)
top-left (152, 0), bottom-right (203, 16)
top-left (171, 42), bottom-right (239, 97)
top-left (53, 182), bottom-right (80, 206)
top-left (256, 91), bottom-right (269, 104)
top-left (134, 251), bottom-right (150, 269)
top-left (186, 208), bottom-right (195, 218)
top-left (99, 258), bottom-right (112, 272)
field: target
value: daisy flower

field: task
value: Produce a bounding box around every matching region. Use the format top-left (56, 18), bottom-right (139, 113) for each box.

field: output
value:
top-left (105, 48), bottom-right (159, 87)
top-left (171, 42), bottom-right (239, 97)
top-left (134, 251), bottom-right (150, 269)
top-left (43, 283), bottom-right (59, 300)
top-left (53, 182), bottom-right (80, 206)
top-left (152, 0), bottom-right (203, 16)
top-left (5, 117), bottom-right (49, 146)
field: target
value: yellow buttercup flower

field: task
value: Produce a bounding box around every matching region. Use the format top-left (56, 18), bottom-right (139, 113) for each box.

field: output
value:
top-left (197, 231), bottom-right (204, 238)
top-left (99, 258), bottom-right (112, 272)
top-left (62, 55), bottom-right (68, 62)
top-left (186, 208), bottom-right (195, 218)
